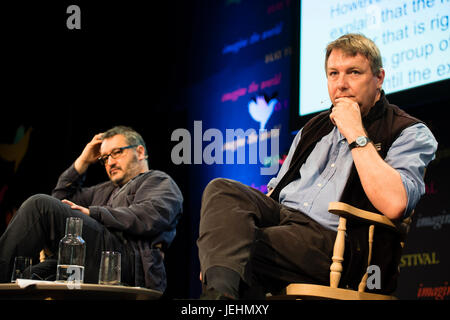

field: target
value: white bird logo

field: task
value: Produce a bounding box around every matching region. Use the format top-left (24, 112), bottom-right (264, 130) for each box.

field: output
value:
top-left (248, 96), bottom-right (277, 130)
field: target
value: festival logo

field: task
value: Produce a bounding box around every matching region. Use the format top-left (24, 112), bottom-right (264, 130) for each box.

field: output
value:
top-left (248, 95), bottom-right (278, 130)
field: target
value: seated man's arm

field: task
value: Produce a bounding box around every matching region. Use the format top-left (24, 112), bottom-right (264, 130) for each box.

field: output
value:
top-left (52, 133), bottom-right (104, 204)
top-left (331, 99), bottom-right (437, 220)
top-left (52, 163), bottom-right (97, 206)
top-left (352, 123), bottom-right (437, 220)
top-left (89, 171), bottom-right (183, 237)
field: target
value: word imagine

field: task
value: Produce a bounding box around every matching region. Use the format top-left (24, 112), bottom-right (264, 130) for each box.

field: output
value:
top-left (222, 22), bottom-right (283, 54)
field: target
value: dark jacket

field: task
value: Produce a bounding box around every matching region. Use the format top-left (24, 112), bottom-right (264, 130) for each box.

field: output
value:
top-left (52, 164), bottom-right (183, 292)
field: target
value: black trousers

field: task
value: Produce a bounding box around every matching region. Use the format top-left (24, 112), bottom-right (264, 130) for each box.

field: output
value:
top-left (197, 178), bottom-right (337, 295)
top-left (0, 194), bottom-right (135, 284)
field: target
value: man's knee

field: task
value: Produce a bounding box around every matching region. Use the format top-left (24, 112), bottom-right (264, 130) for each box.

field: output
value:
top-left (205, 178), bottom-right (231, 190)
top-left (203, 178), bottom-right (241, 199)
top-left (19, 194), bottom-right (58, 217)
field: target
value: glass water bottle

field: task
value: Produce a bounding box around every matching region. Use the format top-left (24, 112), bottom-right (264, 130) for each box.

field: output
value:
top-left (56, 217), bottom-right (86, 283)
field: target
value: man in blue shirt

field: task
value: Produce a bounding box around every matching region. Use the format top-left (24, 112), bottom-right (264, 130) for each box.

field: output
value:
top-left (197, 34), bottom-right (437, 299)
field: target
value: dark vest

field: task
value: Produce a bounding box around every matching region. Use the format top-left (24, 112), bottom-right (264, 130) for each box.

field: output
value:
top-left (272, 92), bottom-right (422, 293)
top-left (271, 91), bottom-right (421, 212)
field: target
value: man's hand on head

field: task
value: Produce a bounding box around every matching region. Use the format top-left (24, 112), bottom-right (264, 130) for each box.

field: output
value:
top-left (74, 133), bottom-right (104, 174)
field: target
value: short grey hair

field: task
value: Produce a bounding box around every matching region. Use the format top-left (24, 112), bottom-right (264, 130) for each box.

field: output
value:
top-left (325, 33), bottom-right (383, 76)
top-left (102, 126), bottom-right (148, 156)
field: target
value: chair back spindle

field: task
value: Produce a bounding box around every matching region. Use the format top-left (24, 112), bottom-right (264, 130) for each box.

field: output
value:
top-left (330, 216), bottom-right (347, 288)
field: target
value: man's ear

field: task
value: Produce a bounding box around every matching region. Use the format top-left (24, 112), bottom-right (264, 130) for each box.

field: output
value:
top-left (136, 145), bottom-right (147, 161)
top-left (376, 68), bottom-right (385, 89)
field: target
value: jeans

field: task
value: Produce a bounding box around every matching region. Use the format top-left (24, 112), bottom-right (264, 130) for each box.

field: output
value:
top-left (0, 194), bottom-right (135, 284)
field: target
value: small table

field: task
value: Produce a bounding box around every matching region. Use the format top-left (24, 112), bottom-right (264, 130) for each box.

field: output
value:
top-left (0, 280), bottom-right (163, 300)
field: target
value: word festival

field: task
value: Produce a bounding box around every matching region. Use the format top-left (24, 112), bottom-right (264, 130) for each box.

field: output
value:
top-left (171, 121), bottom-right (280, 175)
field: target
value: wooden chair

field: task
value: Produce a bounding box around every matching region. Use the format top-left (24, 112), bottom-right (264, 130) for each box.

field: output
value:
top-left (281, 201), bottom-right (413, 300)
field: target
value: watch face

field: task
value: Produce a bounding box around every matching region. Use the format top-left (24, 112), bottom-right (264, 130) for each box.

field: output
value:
top-left (356, 136), bottom-right (368, 146)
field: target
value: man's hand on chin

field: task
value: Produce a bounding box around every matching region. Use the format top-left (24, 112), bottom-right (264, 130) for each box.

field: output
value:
top-left (330, 97), bottom-right (366, 142)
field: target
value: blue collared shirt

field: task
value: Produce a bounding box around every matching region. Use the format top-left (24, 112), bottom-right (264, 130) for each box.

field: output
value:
top-left (267, 123), bottom-right (438, 231)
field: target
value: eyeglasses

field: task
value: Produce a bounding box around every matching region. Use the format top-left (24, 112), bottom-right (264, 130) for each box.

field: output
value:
top-left (98, 145), bottom-right (138, 166)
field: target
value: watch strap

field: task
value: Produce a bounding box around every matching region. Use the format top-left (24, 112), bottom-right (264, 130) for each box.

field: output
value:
top-left (349, 136), bottom-right (371, 150)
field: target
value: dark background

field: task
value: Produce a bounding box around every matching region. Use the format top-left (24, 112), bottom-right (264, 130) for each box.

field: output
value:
top-left (1, 1), bottom-right (448, 300)
top-left (1, 0), bottom-right (195, 299)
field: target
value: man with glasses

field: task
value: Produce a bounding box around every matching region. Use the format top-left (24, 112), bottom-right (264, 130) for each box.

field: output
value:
top-left (0, 126), bottom-right (183, 292)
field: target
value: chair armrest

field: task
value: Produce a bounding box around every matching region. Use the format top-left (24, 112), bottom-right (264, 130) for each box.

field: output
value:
top-left (328, 202), bottom-right (397, 231)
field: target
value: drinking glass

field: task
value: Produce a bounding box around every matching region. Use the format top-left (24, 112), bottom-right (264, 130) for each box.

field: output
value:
top-left (11, 256), bottom-right (32, 282)
top-left (98, 251), bottom-right (121, 285)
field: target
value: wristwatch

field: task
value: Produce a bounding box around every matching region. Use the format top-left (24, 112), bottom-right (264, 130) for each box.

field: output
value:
top-left (349, 136), bottom-right (371, 150)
